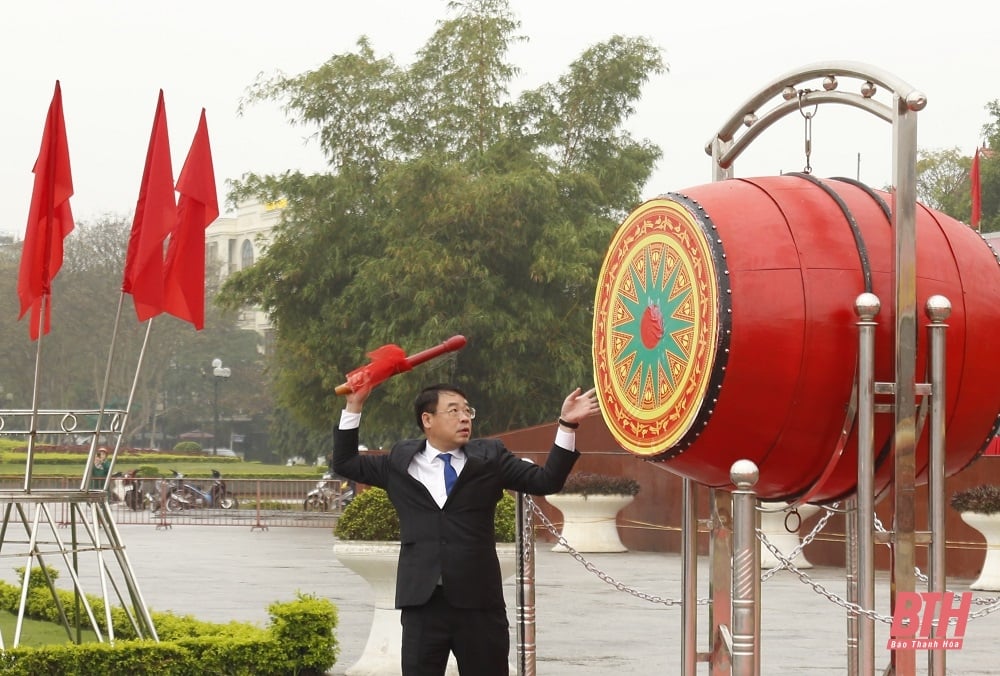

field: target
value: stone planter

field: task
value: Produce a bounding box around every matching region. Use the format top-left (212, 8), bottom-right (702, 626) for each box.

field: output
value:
top-left (759, 501), bottom-right (820, 569)
top-left (546, 493), bottom-right (634, 553)
top-left (333, 540), bottom-right (517, 675)
top-left (960, 511), bottom-right (1000, 590)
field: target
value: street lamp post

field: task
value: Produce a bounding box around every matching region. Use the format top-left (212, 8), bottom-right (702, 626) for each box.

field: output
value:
top-left (211, 358), bottom-right (231, 455)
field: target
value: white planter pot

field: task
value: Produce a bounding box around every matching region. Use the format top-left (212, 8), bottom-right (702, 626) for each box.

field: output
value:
top-left (960, 511), bottom-right (1000, 590)
top-left (546, 493), bottom-right (634, 553)
top-left (759, 501), bottom-right (820, 569)
top-left (333, 540), bottom-right (517, 675)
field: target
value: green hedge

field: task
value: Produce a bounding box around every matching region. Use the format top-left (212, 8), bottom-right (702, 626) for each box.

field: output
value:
top-left (0, 453), bottom-right (241, 466)
top-left (0, 569), bottom-right (337, 675)
top-left (335, 487), bottom-right (516, 542)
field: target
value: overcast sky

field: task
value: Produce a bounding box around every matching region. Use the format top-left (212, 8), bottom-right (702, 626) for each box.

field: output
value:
top-left (2, 0), bottom-right (993, 236)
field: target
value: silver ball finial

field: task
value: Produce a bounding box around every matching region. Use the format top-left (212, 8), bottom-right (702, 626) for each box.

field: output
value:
top-left (781, 85), bottom-right (797, 101)
top-left (730, 459), bottom-right (759, 488)
top-left (855, 292), bottom-right (881, 320)
top-left (906, 91), bottom-right (928, 112)
top-left (925, 295), bottom-right (952, 322)
top-left (822, 75), bottom-right (838, 91)
top-left (743, 113), bottom-right (758, 128)
top-left (860, 81), bottom-right (876, 98)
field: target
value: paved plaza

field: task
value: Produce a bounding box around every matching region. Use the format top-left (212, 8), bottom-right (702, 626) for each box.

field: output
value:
top-left (19, 523), bottom-right (1000, 675)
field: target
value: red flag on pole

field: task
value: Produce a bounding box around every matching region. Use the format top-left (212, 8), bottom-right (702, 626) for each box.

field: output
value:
top-left (971, 146), bottom-right (982, 230)
top-left (122, 90), bottom-right (176, 320)
top-left (17, 81), bottom-right (75, 341)
top-left (162, 109), bottom-right (218, 330)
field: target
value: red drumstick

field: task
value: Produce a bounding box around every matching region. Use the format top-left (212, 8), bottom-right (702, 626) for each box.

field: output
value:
top-left (334, 335), bottom-right (467, 395)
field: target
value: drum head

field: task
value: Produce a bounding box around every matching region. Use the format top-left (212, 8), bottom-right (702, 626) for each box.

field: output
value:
top-left (592, 197), bottom-right (730, 458)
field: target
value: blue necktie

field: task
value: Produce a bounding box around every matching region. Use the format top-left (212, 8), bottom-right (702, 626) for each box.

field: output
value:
top-left (438, 453), bottom-right (458, 496)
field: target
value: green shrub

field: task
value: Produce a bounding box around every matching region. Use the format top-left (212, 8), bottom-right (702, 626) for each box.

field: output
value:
top-left (0, 641), bottom-right (190, 676)
top-left (172, 441), bottom-right (202, 453)
top-left (266, 592), bottom-right (339, 674)
top-left (951, 484), bottom-right (1000, 515)
top-left (494, 492), bottom-right (516, 543)
top-left (560, 472), bottom-right (640, 497)
top-left (334, 487), bottom-right (516, 542)
top-left (334, 488), bottom-right (400, 540)
top-left (0, 584), bottom-right (338, 675)
top-left (135, 465), bottom-right (161, 478)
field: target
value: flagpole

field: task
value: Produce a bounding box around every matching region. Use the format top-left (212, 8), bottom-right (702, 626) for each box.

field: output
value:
top-left (104, 311), bottom-right (156, 483)
top-left (23, 296), bottom-right (48, 492)
top-left (24, 124), bottom-right (60, 491)
top-left (82, 293), bottom-right (155, 490)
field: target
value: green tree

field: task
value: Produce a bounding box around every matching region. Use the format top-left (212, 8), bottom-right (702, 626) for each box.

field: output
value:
top-left (978, 100), bottom-right (1000, 233)
top-left (221, 0), bottom-right (665, 441)
top-left (915, 147), bottom-right (972, 217)
top-left (269, 406), bottom-right (331, 465)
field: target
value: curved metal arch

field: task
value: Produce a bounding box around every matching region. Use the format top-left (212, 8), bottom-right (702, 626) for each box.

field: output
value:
top-left (705, 60), bottom-right (926, 158)
top-left (714, 91), bottom-right (893, 170)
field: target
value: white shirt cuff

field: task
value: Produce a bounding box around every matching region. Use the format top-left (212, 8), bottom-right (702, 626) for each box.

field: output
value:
top-left (555, 427), bottom-right (576, 451)
top-left (340, 410), bottom-right (361, 430)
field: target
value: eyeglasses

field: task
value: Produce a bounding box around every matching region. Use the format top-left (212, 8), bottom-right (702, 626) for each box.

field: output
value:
top-left (433, 406), bottom-right (476, 420)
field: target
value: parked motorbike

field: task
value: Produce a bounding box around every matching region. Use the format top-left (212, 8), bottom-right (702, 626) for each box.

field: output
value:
top-left (107, 471), bottom-right (126, 503)
top-left (164, 469), bottom-right (238, 511)
top-left (121, 468), bottom-right (149, 511)
top-left (304, 474), bottom-right (354, 511)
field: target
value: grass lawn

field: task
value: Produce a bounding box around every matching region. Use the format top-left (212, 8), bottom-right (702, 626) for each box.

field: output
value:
top-left (0, 610), bottom-right (99, 646)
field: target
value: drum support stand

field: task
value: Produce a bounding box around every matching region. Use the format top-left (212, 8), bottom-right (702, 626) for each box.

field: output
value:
top-left (688, 60), bottom-right (935, 676)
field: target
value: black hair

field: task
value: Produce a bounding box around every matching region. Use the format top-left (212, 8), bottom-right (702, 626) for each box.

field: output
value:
top-left (414, 383), bottom-right (467, 431)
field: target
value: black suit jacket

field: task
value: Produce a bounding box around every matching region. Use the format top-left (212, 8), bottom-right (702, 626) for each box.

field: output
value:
top-left (333, 426), bottom-right (578, 609)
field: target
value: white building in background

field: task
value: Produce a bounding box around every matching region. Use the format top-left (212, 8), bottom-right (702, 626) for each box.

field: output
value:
top-left (205, 198), bottom-right (286, 350)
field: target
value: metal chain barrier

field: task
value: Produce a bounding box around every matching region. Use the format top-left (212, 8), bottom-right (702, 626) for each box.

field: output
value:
top-left (529, 493), bottom-right (1000, 622)
top-left (756, 506), bottom-right (1000, 624)
top-left (757, 525), bottom-right (894, 624)
top-left (526, 496), bottom-right (708, 606)
top-left (870, 512), bottom-right (1000, 620)
top-left (760, 504), bottom-right (835, 583)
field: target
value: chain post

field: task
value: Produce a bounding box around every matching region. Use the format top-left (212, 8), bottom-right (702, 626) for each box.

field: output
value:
top-left (731, 460), bottom-right (761, 676)
top-left (516, 491), bottom-right (536, 676)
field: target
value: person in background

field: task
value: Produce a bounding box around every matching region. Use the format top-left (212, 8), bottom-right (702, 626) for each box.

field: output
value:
top-left (333, 381), bottom-right (599, 676)
top-left (91, 447), bottom-right (109, 490)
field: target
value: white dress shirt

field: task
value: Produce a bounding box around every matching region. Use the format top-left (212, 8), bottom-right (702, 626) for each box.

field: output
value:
top-left (339, 409), bottom-right (576, 509)
top-left (411, 444), bottom-right (465, 508)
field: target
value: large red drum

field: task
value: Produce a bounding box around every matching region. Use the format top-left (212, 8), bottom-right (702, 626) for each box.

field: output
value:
top-left (592, 175), bottom-right (1000, 503)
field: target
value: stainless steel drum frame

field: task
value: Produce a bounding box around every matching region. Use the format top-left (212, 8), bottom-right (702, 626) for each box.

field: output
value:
top-left (687, 61), bottom-right (938, 676)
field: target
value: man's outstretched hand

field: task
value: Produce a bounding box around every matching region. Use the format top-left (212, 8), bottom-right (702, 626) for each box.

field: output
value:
top-left (559, 387), bottom-right (600, 426)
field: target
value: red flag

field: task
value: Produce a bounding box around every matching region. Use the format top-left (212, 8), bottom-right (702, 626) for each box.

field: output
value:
top-left (971, 146), bottom-right (982, 230)
top-left (17, 81), bottom-right (75, 340)
top-left (162, 109), bottom-right (218, 329)
top-left (122, 90), bottom-right (176, 320)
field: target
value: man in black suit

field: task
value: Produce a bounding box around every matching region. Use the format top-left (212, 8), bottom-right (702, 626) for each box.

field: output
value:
top-left (333, 381), bottom-right (598, 676)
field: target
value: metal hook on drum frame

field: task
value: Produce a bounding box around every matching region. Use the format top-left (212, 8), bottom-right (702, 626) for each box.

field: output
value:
top-left (798, 90), bottom-right (817, 174)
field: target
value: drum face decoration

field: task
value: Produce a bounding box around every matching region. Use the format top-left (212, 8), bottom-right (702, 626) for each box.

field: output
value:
top-left (593, 175), bottom-right (1000, 503)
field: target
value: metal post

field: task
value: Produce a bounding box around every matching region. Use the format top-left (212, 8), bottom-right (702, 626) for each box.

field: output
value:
top-left (890, 89), bottom-right (923, 676)
top-left (845, 496), bottom-right (859, 676)
top-left (681, 478), bottom-right (698, 674)
top-left (855, 293), bottom-right (879, 675)
top-left (925, 295), bottom-right (951, 676)
top-left (210, 358), bottom-right (231, 456)
top-left (709, 488), bottom-right (733, 675)
top-left (730, 460), bottom-right (760, 676)
top-left (212, 377), bottom-right (220, 456)
top-left (516, 492), bottom-right (536, 676)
